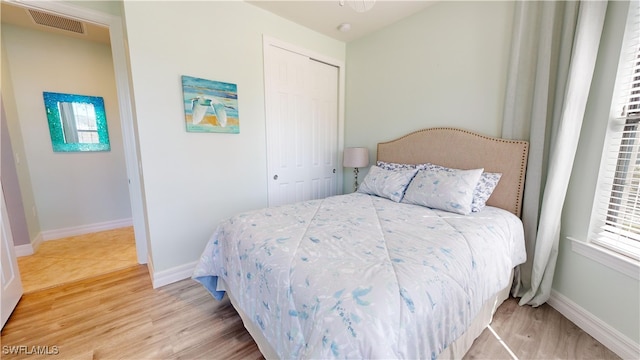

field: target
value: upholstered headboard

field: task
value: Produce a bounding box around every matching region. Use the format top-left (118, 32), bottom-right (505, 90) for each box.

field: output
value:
top-left (377, 128), bottom-right (529, 217)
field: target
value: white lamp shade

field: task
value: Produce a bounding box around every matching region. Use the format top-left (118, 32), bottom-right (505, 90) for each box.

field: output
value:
top-left (343, 147), bottom-right (369, 168)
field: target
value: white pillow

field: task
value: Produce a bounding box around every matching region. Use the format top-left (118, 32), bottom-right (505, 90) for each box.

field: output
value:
top-left (403, 167), bottom-right (484, 215)
top-left (357, 165), bottom-right (418, 202)
top-left (422, 163), bottom-right (501, 212)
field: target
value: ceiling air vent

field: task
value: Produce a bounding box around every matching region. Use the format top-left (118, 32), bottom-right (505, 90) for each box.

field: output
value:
top-left (28, 9), bottom-right (84, 34)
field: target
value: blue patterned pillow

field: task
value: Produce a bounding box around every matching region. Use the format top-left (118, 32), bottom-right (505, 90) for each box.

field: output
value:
top-left (422, 163), bottom-right (501, 212)
top-left (472, 172), bottom-right (502, 212)
top-left (357, 165), bottom-right (418, 202)
top-left (376, 161), bottom-right (428, 171)
top-left (402, 167), bottom-right (484, 215)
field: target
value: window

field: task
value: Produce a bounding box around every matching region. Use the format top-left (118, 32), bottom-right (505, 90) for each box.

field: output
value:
top-left (591, 0), bottom-right (640, 262)
top-left (71, 102), bottom-right (99, 144)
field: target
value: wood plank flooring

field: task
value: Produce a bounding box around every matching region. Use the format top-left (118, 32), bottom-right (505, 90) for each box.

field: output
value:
top-left (17, 227), bottom-right (138, 293)
top-left (1, 265), bottom-right (620, 360)
top-left (464, 298), bottom-right (620, 360)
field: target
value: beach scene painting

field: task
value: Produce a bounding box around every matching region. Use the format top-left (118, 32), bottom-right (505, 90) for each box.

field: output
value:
top-left (182, 75), bottom-right (239, 133)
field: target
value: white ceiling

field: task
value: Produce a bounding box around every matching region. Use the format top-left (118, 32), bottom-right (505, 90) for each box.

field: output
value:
top-left (247, 0), bottom-right (437, 42)
top-left (0, 1), bottom-right (437, 45)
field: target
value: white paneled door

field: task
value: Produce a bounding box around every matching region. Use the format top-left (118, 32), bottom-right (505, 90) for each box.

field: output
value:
top-left (265, 42), bottom-right (340, 206)
top-left (1, 183), bottom-right (23, 329)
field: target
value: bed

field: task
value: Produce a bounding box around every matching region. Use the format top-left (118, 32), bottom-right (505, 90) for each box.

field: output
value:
top-left (193, 127), bottom-right (529, 359)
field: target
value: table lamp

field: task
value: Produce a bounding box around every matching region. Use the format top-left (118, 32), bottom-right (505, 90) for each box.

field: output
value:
top-left (343, 147), bottom-right (369, 191)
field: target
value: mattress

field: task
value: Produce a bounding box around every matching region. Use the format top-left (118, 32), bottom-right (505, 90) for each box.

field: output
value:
top-left (193, 192), bottom-right (526, 359)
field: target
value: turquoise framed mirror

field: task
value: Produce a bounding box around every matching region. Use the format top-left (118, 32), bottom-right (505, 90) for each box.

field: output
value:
top-left (43, 92), bottom-right (110, 152)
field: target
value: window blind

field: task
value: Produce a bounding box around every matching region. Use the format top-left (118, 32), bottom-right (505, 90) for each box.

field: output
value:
top-left (592, 0), bottom-right (640, 261)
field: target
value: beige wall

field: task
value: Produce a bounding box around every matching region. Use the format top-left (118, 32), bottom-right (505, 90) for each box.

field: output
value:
top-left (1, 101), bottom-right (31, 246)
top-left (2, 24), bottom-right (131, 233)
top-left (2, 29), bottom-right (40, 244)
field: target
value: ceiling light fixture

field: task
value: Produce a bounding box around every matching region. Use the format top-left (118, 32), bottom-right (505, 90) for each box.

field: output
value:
top-left (339, 0), bottom-right (376, 13)
top-left (337, 23), bottom-right (351, 32)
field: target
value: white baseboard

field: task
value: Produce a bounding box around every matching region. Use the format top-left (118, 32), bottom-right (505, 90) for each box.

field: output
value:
top-left (41, 218), bottom-right (133, 241)
top-left (549, 290), bottom-right (639, 360)
top-left (15, 232), bottom-right (43, 257)
top-left (151, 261), bottom-right (197, 289)
top-left (14, 243), bottom-right (34, 257)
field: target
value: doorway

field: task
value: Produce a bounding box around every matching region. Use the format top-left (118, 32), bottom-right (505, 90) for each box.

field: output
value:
top-left (0, 2), bottom-right (147, 289)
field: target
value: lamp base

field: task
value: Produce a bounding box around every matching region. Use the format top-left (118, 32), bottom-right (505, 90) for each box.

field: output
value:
top-left (353, 168), bottom-right (360, 192)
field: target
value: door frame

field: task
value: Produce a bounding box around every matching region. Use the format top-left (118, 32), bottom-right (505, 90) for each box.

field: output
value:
top-left (11, 1), bottom-right (148, 264)
top-left (1, 181), bottom-right (23, 329)
top-left (262, 35), bottom-right (346, 204)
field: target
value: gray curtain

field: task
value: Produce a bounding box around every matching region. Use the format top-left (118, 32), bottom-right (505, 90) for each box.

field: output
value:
top-left (502, 1), bottom-right (607, 306)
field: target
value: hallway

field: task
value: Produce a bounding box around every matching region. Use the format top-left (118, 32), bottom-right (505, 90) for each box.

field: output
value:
top-left (17, 227), bottom-right (137, 293)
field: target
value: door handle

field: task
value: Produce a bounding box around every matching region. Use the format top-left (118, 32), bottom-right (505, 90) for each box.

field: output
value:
top-left (273, 175), bottom-right (278, 180)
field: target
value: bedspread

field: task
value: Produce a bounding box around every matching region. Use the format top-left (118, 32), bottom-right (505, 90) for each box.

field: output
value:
top-left (193, 193), bottom-right (526, 359)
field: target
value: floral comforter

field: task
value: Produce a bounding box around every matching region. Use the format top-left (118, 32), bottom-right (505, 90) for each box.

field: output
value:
top-left (193, 193), bottom-right (526, 359)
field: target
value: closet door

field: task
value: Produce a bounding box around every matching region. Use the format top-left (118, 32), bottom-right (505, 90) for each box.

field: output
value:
top-left (264, 43), bottom-right (339, 207)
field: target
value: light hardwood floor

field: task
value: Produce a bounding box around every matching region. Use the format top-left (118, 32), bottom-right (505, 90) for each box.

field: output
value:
top-left (16, 227), bottom-right (138, 293)
top-left (1, 265), bottom-right (620, 360)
